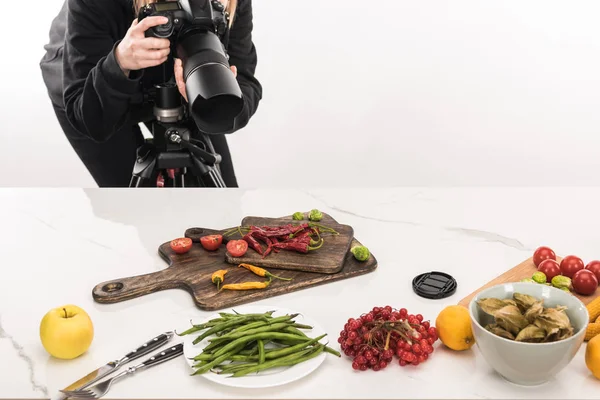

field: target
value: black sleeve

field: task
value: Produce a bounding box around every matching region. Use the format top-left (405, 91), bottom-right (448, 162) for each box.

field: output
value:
top-left (225, 0), bottom-right (263, 132)
top-left (62, 0), bottom-right (142, 142)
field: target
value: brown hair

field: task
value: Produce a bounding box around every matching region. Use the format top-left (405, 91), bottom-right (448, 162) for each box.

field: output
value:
top-left (134, 0), bottom-right (237, 27)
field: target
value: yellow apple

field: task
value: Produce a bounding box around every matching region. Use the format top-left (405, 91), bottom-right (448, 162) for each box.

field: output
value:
top-left (39, 305), bottom-right (94, 360)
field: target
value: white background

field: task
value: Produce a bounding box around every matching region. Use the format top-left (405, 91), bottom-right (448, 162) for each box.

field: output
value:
top-left (4, 0), bottom-right (600, 187)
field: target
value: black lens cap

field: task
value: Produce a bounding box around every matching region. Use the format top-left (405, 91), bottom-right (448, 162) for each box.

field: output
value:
top-left (412, 271), bottom-right (457, 300)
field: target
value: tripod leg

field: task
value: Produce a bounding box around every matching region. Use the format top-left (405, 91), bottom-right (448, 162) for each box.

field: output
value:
top-left (190, 157), bottom-right (226, 188)
top-left (130, 176), bottom-right (142, 188)
top-left (130, 143), bottom-right (157, 188)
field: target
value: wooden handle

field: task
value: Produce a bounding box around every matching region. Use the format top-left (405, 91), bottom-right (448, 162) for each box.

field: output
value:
top-left (92, 269), bottom-right (184, 304)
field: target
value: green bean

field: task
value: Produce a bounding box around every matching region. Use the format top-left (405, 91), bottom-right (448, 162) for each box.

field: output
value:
top-left (258, 340), bottom-right (265, 364)
top-left (192, 315), bottom-right (270, 345)
top-left (192, 344), bottom-right (246, 375)
top-left (234, 334), bottom-right (326, 362)
top-left (215, 362), bottom-right (259, 374)
top-left (291, 323), bottom-right (313, 330)
top-left (284, 326), bottom-right (308, 337)
top-left (176, 318), bottom-right (227, 336)
top-left (220, 311), bottom-right (275, 319)
top-left (212, 332), bottom-right (312, 359)
top-left (209, 322), bottom-right (294, 343)
top-left (238, 346), bottom-right (258, 356)
top-left (176, 326), bottom-right (202, 336)
top-left (324, 346), bottom-right (341, 357)
top-left (230, 346), bottom-right (324, 377)
top-left (215, 328), bottom-right (235, 337)
top-left (192, 360), bottom-right (210, 368)
top-left (226, 314), bottom-right (298, 335)
top-left (271, 339), bottom-right (303, 346)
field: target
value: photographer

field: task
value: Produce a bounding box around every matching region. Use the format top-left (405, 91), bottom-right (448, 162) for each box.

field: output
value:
top-left (40, 0), bottom-right (262, 187)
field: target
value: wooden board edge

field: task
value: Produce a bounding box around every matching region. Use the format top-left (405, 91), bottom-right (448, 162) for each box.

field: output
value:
top-left (222, 254), bottom-right (346, 275)
top-left (196, 238), bottom-right (378, 311)
top-left (197, 264), bottom-right (378, 311)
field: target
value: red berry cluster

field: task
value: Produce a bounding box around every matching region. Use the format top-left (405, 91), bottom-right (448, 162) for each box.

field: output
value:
top-left (338, 306), bottom-right (439, 371)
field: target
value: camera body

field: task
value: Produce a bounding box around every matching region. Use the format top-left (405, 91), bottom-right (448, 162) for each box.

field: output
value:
top-left (137, 0), bottom-right (243, 135)
top-left (137, 0), bottom-right (229, 40)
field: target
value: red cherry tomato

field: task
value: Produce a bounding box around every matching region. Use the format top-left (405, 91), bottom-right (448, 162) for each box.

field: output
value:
top-left (585, 260), bottom-right (600, 283)
top-left (226, 240), bottom-right (248, 257)
top-left (170, 237), bottom-right (193, 254)
top-left (200, 234), bottom-right (223, 251)
top-left (559, 255), bottom-right (585, 278)
top-left (533, 246), bottom-right (556, 267)
top-left (537, 259), bottom-right (561, 281)
top-left (572, 269), bottom-right (599, 296)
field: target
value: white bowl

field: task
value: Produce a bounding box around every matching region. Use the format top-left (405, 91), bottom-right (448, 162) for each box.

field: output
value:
top-left (468, 282), bottom-right (589, 386)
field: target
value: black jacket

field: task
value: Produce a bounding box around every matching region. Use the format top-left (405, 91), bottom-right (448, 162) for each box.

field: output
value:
top-left (40, 0), bottom-right (262, 143)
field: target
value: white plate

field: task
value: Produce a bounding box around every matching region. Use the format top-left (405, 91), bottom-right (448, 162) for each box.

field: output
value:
top-left (182, 305), bottom-right (328, 389)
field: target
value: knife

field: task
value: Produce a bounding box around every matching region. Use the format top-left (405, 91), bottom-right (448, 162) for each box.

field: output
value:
top-left (50, 331), bottom-right (174, 400)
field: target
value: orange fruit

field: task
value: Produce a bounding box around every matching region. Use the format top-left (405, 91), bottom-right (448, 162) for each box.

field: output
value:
top-left (586, 333), bottom-right (600, 379)
top-left (435, 305), bottom-right (475, 351)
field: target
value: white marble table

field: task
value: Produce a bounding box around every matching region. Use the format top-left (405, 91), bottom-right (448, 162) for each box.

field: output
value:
top-left (1, 187), bottom-right (599, 399)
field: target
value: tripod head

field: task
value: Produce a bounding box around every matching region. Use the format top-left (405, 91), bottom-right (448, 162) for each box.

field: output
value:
top-left (130, 83), bottom-right (226, 188)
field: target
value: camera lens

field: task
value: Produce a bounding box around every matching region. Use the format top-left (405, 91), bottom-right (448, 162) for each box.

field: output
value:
top-left (176, 30), bottom-right (243, 134)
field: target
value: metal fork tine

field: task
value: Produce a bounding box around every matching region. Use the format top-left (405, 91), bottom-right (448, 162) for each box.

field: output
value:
top-left (64, 393), bottom-right (91, 398)
top-left (62, 389), bottom-right (95, 398)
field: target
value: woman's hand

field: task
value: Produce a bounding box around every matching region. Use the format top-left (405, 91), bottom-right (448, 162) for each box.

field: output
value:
top-left (174, 58), bottom-right (238, 102)
top-left (115, 16), bottom-right (172, 76)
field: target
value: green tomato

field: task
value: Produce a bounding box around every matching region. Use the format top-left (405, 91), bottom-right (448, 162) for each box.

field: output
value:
top-left (351, 246), bottom-right (370, 262)
top-left (308, 209), bottom-right (323, 222)
top-left (292, 212), bottom-right (304, 221)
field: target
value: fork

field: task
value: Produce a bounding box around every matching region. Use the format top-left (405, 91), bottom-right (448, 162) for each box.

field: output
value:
top-left (61, 343), bottom-right (184, 399)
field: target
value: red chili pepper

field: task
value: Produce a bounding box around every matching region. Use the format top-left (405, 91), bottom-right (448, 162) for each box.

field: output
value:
top-left (272, 237), bottom-right (324, 253)
top-left (250, 223), bottom-right (309, 237)
top-left (270, 237), bottom-right (280, 253)
top-left (242, 233), bottom-right (264, 255)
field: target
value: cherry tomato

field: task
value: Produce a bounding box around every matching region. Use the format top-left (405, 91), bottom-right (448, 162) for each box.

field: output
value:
top-left (533, 246), bottom-right (556, 267)
top-left (572, 269), bottom-right (598, 296)
top-left (170, 237), bottom-right (193, 254)
top-left (537, 259), bottom-right (561, 281)
top-left (226, 240), bottom-right (248, 257)
top-left (559, 255), bottom-right (585, 278)
top-left (200, 234), bottom-right (223, 251)
top-left (585, 260), bottom-right (600, 283)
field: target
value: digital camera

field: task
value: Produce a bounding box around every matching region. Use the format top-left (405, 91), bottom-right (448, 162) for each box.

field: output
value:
top-left (138, 0), bottom-right (243, 134)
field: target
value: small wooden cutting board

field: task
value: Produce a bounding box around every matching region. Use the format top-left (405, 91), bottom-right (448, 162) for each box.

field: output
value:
top-left (92, 215), bottom-right (377, 310)
top-left (185, 213), bottom-right (354, 274)
top-left (458, 256), bottom-right (599, 307)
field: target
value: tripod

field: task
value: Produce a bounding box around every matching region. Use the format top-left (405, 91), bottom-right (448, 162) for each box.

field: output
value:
top-left (129, 83), bottom-right (227, 188)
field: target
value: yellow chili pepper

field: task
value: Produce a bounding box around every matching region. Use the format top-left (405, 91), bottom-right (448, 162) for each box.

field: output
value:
top-left (220, 279), bottom-right (272, 291)
top-left (211, 270), bottom-right (228, 290)
top-left (238, 263), bottom-right (292, 281)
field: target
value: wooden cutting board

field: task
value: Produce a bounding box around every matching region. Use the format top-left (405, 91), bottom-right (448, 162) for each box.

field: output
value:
top-left (185, 213), bottom-right (354, 274)
top-left (458, 256), bottom-right (599, 307)
top-left (92, 217), bottom-right (377, 311)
